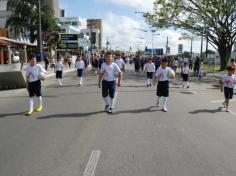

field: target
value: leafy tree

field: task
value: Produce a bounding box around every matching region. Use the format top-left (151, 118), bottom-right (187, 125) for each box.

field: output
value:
top-left (144, 0), bottom-right (236, 70)
top-left (6, 0), bottom-right (59, 43)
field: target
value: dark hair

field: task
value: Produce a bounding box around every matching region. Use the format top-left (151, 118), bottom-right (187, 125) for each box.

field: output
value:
top-left (227, 66), bottom-right (235, 71)
top-left (230, 59), bottom-right (235, 62)
top-left (105, 52), bottom-right (112, 56)
top-left (29, 54), bottom-right (36, 60)
top-left (162, 58), bottom-right (167, 63)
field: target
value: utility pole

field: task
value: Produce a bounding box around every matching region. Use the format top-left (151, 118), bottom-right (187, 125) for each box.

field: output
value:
top-left (37, 0), bottom-right (43, 62)
top-left (166, 36), bottom-right (169, 55)
top-left (90, 20), bottom-right (93, 55)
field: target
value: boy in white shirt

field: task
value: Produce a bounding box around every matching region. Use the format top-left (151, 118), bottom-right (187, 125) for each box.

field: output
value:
top-left (220, 66), bottom-right (235, 112)
top-left (154, 58), bottom-right (175, 112)
top-left (98, 52), bottom-right (122, 113)
top-left (114, 54), bottom-right (126, 72)
top-left (25, 55), bottom-right (47, 115)
top-left (182, 62), bottom-right (190, 88)
top-left (54, 57), bottom-right (64, 86)
top-left (144, 58), bottom-right (155, 87)
top-left (75, 55), bottom-right (85, 86)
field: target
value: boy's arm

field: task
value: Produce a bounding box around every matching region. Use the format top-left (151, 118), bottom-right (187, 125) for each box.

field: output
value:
top-left (220, 79), bottom-right (223, 92)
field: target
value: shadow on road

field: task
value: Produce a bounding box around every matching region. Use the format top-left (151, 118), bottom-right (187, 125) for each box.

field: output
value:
top-left (189, 107), bottom-right (223, 114)
top-left (0, 112), bottom-right (25, 118)
top-left (37, 106), bottom-right (159, 119)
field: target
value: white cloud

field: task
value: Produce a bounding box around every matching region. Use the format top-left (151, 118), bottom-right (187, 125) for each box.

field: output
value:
top-left (96, 0), bottom-right (154, 11)
top-left (102, 12), bottom-right (146, 51)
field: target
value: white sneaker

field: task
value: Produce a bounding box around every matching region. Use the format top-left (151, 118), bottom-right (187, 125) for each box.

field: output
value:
top-left (163, 107), bottom-right (168, 112)
top-left (226, 108), bottom-right (230, 112)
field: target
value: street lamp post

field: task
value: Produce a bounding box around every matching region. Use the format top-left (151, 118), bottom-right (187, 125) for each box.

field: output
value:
top-left (106, 36), bottom-right (114, 51)
top-left (151, 30), bottom-right (160, 57)
top-left (37, 0), bottom-right (43, 62)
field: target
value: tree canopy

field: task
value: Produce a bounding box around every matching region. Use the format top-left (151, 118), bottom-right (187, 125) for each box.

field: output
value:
top-left (6, 0), bottom-right (59, 43)
top-left (144, 0), bottom-right (236, 69)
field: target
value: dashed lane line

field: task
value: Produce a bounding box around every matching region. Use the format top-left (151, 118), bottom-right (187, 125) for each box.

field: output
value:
top-left (83, 150), bottom-right (101, 176)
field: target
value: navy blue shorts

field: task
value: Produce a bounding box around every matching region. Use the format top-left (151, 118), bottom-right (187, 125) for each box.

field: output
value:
top-left (77, 69), bottom-right (84, 77)
top-left (56, 71), bottom-right (62, 79)
top-left (28, 80), bottom-right (42, 97)
top-left (102, 80), bottom-right (116, 98)
top-left (224, 87), bottom-right (233, 99)
top-left (157, 81), bottom-right (169, 97)
top-left (182, 74), bottom-right (189, 82)
top-left (147, 72), bottom-right (153, 79)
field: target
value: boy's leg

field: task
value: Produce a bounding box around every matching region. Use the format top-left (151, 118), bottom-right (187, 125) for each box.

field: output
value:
top-left (102, 81), bottom-right (110, 111)
top-left (108, 81), bottom-right (116, 112)
top-left (156, 96), bottom-right (160, 107)
top-left (163, 97), bottom-right (168, 111)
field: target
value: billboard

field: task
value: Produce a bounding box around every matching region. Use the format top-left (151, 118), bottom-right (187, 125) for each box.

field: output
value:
top-left (145, 48), bottom-right (164, 56)
top-left (57, 34), bottom-right (78, 49)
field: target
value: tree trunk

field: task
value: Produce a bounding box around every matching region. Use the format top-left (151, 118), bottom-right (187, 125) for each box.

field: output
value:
top-left (218, 45), bottom-right (232, 70)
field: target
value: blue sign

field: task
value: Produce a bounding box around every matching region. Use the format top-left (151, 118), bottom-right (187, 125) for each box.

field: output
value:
top-left (145, 48), bottom-right (164, 56)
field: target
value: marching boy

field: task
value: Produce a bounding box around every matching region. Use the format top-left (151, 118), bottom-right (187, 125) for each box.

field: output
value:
top-left (25, 55), bottom-right (47, 116)
top-left (54, 57), bottom-right (64, 86)
top-left (220, 66), bottom-right (235, 112)
top-left (154, 58), bottom-right (175, 112)
top-left (75, 55), bottom-right (85, 86)
top-left (144, 58), bottom-right (155, 87)
top-left (182, 62), bottom-right (190, 88)
top-left (98, 52), bottom-right (122, 113)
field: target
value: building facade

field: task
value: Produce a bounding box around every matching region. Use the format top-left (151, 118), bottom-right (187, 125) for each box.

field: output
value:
top-left (87, 19), bottom-right (102, 50)
top-left (44, 0), bottom-right (59, 17)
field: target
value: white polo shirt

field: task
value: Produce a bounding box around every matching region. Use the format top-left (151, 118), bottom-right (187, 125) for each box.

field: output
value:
top-left (100, 63), bottom-right (121, 81)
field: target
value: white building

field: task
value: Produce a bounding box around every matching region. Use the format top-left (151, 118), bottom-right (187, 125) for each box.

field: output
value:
top-left (58, 17), bottom-right (83, 34)
top-left (80, 28), bottom-right (100, 52)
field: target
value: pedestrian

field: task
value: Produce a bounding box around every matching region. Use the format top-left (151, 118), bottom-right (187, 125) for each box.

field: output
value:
top-left (154, 58), bottom-right (175, 112)
top-left (25, 54), bottom-right (47, 116)
top-left (194, 58), bottom-right (200, 77)
top-left (199, 59), bottom-right (204, 78)
top-left (182, 62), bottom-right (190, 88)
top-left (144, 58), bottom-right (155, 87)
top-left (44, 56), bottom-right (49, 71)
top-left (75, 55), bottom-right (85, 86)
top-left (50, 57), bottom-right (56, 69)
top-left (189, 58), bottom-right (193, 70)
top-left (220, 66), bottom-right (236, 112)
top-left (154, 57), bottom-right (161, 71)
top-left (228, 58), bottom-right (236, 72)
top-left (68, 56), bottom-right (72, 68)
top-left (54, 57), bottom-right (64, 86)
top-left (134, 55), bottom-right (141, 73)
top-left (114, 53), bottom-right (126, 72)
top-left (98, 52), bottom-right (122, 113)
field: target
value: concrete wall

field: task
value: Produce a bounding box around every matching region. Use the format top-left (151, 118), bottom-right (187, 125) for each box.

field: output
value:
top-left (0, 63), bottom-right (26, 90)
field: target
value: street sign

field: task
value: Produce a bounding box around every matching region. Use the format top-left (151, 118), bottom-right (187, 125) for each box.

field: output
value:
top-left (57, 34), bottom-right (79, 49)
top-left (60, 34), bottom-right (78, 41)
top-left (79, 38), bottom-right (89, 47)
top-left (145, 48), bottom-right (163, 56)
top-left (57, 42), bottom-right (78, 49)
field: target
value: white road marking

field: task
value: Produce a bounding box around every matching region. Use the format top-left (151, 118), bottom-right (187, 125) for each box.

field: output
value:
top-left (83, 150), bottom-right (101, 176)
top-left (210, 99), bottom-right (236, 103)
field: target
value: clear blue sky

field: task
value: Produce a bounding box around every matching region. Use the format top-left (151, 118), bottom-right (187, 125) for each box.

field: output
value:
top-left (59, 0), bottom-right (135, 19)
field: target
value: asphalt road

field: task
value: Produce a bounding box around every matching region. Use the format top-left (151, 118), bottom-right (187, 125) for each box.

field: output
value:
top-left (1, 66), bottom-right (236, 176)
